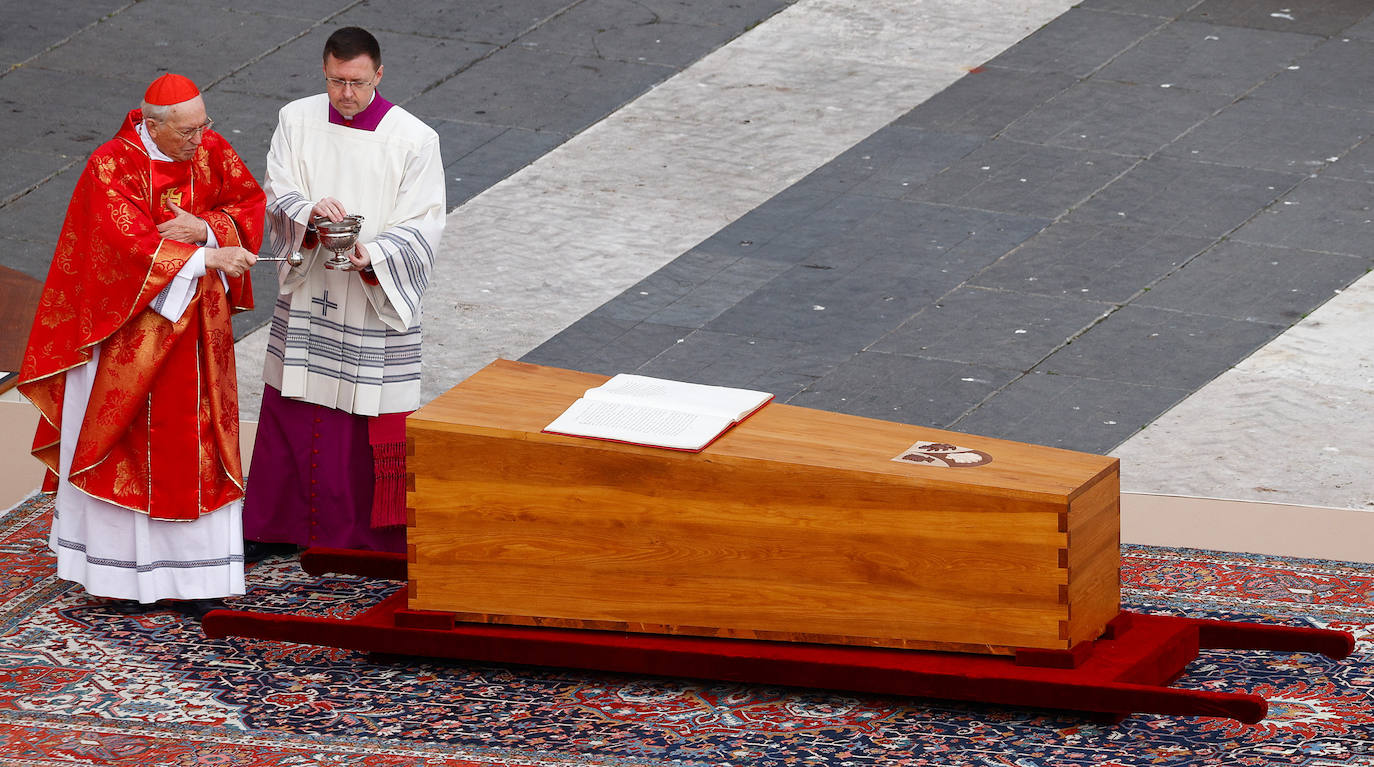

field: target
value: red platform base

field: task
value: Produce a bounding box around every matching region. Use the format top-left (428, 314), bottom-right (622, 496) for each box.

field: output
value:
top-left (204, 549), bottom-right (1355, 723)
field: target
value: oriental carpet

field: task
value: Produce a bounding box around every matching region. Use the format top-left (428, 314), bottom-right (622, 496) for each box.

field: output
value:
top-left (0, 493), bottom-right (1370, 766)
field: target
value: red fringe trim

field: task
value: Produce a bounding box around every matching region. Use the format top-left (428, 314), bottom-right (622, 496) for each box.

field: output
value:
top-left (371, 440), bottom-right (407, 528)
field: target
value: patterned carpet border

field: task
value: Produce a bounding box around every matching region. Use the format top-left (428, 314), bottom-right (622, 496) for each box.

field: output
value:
top-left (1, 493), bottom-right (1371, 766)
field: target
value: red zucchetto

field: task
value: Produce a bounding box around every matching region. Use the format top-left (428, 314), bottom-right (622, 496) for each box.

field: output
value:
top-left (143, 73), bottom-right (200, 106)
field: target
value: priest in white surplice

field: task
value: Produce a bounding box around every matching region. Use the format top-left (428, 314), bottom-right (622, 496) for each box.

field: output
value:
top-left (243, 27), bottom-right (445, 558)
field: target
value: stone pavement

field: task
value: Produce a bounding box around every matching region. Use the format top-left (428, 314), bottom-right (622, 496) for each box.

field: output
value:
top-left (2, 2), bottom-right (1371, 548)
top-left (501, 0), bottom-right (1374, 517)
top-left (1, 0), bottom-right (799, 334)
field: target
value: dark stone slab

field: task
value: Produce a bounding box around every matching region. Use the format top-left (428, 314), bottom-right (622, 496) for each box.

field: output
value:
top-left (0, 67), bottom-right (148, 157)
top-left (795, 203), bottom-right (968, 260)
top-left (1094, 20), bottom-right (1321, 97)
top-left (1345, 12), bottom-right (1374, 40)
top-left (202, 0), bottom-right (354, 19)
top-left (1250, 37), bottom-right (1374, 112)
top-left (708, 197), bottom-right (1038, 288)
top-left (521, 315), bottom-right (678, 376)
top-left (1182, 0), bottom-right (1373, 37)
top-left (219, 26), bottom-right (494, 106)
top-left (740, 200), bottom-right (1049, 297)
top-left (786, 351), bottom-right (1019, 429)
top-left (517, 0), bottom-right (741, 68)
top-left (1159, 96), bottom-right (1374, 173)
top-left (872, 287), bottom-right (1112, 371)
top-left (1066, 157), bottom-right (1303, 237)
top-left (336, 0), bottom-right (793, 48)
top-left (336, 0), bottom-right (580, 45)
top-left (1076, 0), bottom-right (1199, 18)
top-left (632, 329), bottom-right (854, 398)
top-left (1002, 79), bottom-right (1232, 157)
top-left (0, 164), bottom-right (79, 255)
top-left (1134, 239), bottom-right (1366, 324)
top-left (521, 314), bottom-right (636, 372)
top-left (31, 4), bottom-right (298, 87)
top-left (433, 120), bottom-right (528, 205)
top-left (703, 251), bottom-right (962, 349)
top-left (439, 125), bottom-right (568, 206)
top-left (984, 8), bottom-right (1163, 77)
top-left (952, 371), bottom-right (1190, 453)
top-left (1322, 136), bottom-right (1374, 183)
top-left (0, 0), bottom-right (128, 66)
top-left (1036, 304), bottom-right (1285, 390)
top-left (850, 202), bottom-right (1048, 269)
top-left (1230, 176), bottom-right (1374, 259)
top-left (799, 128), bottom-right (984, 199)
top-left (602, 253), bottom-right (789, 328)
top-left (701, 202), bottom-right (1049, 346)
top-left (0, 150), bottom-right (77, 205)
top-left (216, 28), bottom-right (332, 103)
top-left (628, 0), bottom-right (795, 31)
top-left (892, 67), bottom-right (1078, 138)
top-left (0, 236), bottom-right (59, 284)
top-left (903, 138), bottom-right (1137, 219)
top-left (643, 256), bottom-right (793, 329)
top-left (431, 120), bottom-right (510, 161)
top-left (727, 192), bottom-right (885, 260)
top-left (973, 222), bottom-right (1213, 304)
top-left (404, 47), bottom-right (674, 133)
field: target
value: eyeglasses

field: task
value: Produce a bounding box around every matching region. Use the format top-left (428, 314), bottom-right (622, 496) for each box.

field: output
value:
top-left (158, 118), bottom-right (214, 139)
top-left (325, 76), bottom-right (377, 91)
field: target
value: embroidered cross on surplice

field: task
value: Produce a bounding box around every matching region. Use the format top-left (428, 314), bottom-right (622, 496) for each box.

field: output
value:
top-left (312, 290), bottom-right (339, 317)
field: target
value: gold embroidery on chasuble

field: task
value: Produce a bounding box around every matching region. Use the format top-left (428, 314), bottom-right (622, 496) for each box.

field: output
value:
top-left (197, 386), bottom-right (225, 497)
top-left (111, 456), bottom-right (145, 501)
top-left (20, 112), bottom-right (265, 519)
top-left (109, 190), bottom-right (140, 237)
top-left (93, 155), bottom-right (117, 186)
top-left (38, 286), bottom-right (76, 330)
top-left (193, 150), bottom-right (214, 180)
top-left (159, 187), bottom-right (183, 212)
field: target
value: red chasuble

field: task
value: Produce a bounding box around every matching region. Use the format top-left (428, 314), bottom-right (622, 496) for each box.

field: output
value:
top-left (19, 109), bottom-right (265, 521)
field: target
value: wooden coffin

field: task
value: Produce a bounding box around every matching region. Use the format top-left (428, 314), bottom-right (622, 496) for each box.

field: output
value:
top-left (405, 359), bottom-right (1120, 655)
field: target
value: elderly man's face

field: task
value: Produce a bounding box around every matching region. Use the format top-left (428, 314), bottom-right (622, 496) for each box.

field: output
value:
top-left (324, 53), bottom-right (382, 119)
top-left (146, 96), bottom-right (210, 162)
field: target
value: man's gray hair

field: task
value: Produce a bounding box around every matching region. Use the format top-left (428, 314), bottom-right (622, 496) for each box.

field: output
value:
top-left (141, 101), bottom-right (172, 122)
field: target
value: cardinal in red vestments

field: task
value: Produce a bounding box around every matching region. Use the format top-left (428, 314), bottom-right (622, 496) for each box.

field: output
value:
top-left (18, 73), bottom-right (264, 612)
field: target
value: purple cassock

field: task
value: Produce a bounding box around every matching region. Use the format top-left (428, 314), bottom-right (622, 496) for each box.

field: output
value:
top-left (243, 91), bottom-right (407, 553)
top-left (244, 386), bottom-right (406, 552)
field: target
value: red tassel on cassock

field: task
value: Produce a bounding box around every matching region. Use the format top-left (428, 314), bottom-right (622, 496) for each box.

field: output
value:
top-left (368, 412), bottom-right (410, 528)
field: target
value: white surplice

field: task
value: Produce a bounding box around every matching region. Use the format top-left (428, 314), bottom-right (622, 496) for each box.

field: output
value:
top-left (260, 93), bottom-right (445, 417)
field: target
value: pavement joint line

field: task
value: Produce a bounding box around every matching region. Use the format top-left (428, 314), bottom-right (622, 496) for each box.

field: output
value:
top-left (1, 159), bottom-right (83, 209)
top-left (202, 1), bottom-right (371, 93)
top-left (0, 2), bottom-right (139, 77)
top-left (402, 0), bottom-right (595, 107)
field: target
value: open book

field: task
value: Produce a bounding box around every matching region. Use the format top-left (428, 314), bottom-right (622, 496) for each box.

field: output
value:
top-left (543, 374), bottom-right (773, 452)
